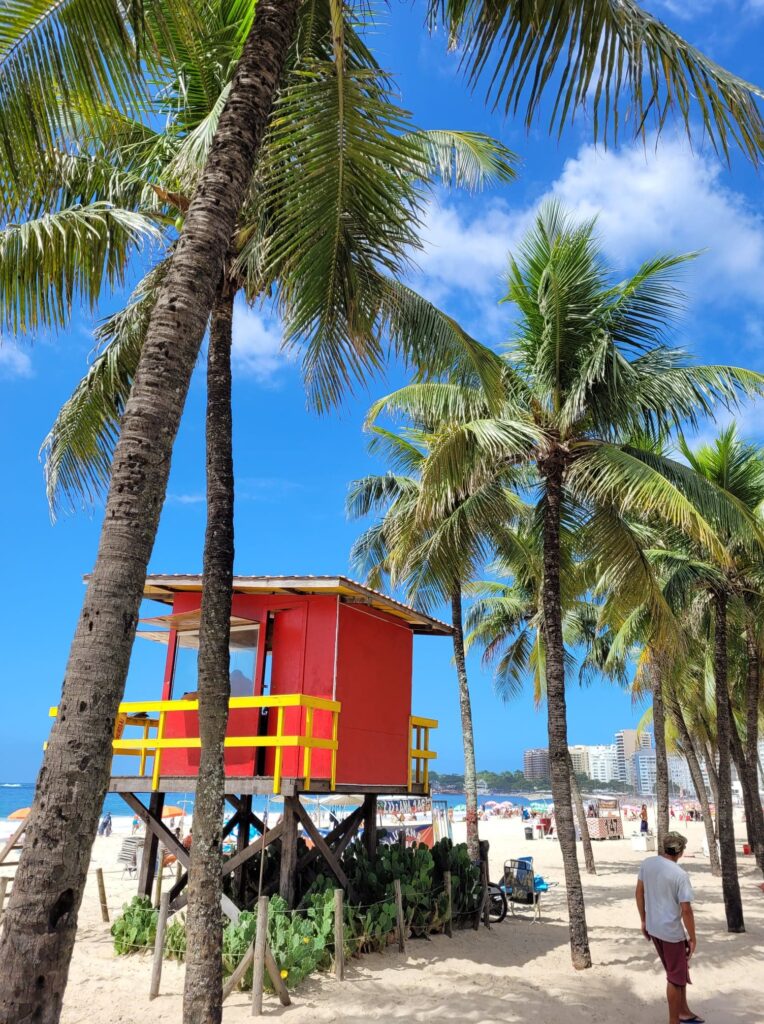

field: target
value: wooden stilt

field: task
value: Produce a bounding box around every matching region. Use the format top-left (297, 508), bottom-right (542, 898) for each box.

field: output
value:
top-left (251, 895), bottom-right (268, 1016)
top-left (292, 801), bottom-right (350, 892)
top-left (334, 889), bottom-right (345, 981)
top-left (136, 791), bottom-right (165, 899)
top-left (149, 892), bottom-right (170, 1000)
top-left (394, 878), bottom-right (407, 955)
top-left (363, 795), bottom-right (377, 857)
top-left (279, 796), bottom-right (299, 908)
top-left (236, 794), bottom-right (252, 904)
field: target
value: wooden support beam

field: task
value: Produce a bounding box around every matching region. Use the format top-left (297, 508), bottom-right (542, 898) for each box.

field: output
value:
top-left (235, 794), bottom-right (252, 904)
top-left (133, 792), bottom-right (165, 899)
top-left (295, 805), bottom-right (364, 876)
top-left (279, 796), bottom-right (299, 908)
top-left (363, 795), bottom-right (377, 857)
top-left (223, 820), bottom-right (284, 877)
top-left (292, 800), bottom-right (350, 892)
top-left (0, 819), bottom-right (27, 866)
top-left (122, 793), bottom-right (189, 868)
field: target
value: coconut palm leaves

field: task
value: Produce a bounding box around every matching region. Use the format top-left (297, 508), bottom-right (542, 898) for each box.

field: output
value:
top-left (435, 0), bottom-right (764, 159)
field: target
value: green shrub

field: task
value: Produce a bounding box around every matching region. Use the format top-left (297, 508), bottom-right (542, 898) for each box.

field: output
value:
top-left (111, 896), bottom-right (157, 955)
top-left (164, 914), bottom-right (187, 961)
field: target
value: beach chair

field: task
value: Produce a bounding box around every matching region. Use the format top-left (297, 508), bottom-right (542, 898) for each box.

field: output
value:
top-left (503, 858), bottom-right (542, 922)
top-left (117, 836), bottom-right (142, 879)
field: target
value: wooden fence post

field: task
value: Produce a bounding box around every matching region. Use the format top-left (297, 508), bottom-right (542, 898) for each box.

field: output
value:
top-left (96, 868), bottom-right (110, 924)
top-left (334, 889), bottom-right (344, 981)
top-left (222, 937), bottom-right (256, 1001)
top-left (444, 870), bottom-right (452, 938)
top-left (264, 947), bottom-right (291, 1007)
top-left (393, 879), bottom-right (407, 955)
top-left (481, 861), bottom-right (491, 930)
top-left (251, 894), bottom-right (269, 1016)
top-left (149, 892), bottom-right (170, 1000)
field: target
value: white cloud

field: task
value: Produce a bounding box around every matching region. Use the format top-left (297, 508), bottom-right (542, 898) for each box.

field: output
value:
top-left (167, 492), bottom-right (205, 505)
top-left (550, 139), bottom-right (764, 305)
top-left (0, 342), bottom-right (32, 379)
top-left (231, 299), bottom-right (291, 382)
top-left (410, 136), bottom-right (764, 339)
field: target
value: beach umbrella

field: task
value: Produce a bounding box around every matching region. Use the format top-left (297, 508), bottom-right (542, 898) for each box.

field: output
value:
top-left (8, 807), bottom-right (29, 820)
top-left (484, 800), bottom-right (499, 807)
top-left (319, 794), bottom-right (360, 807)
top-left (162, 805), bottom-right (185, 818)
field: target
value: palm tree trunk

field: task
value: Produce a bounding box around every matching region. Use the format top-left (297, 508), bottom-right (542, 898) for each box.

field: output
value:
top-left (652, 671), bottom-right (670, 849)
top-left (451, 589), bottom-right (480, 863)
top-left (744, 631), bottom-right (764, 870)
top-left (704, 738), bottom-right (720, 821)
top-left (729, 710), bottom-right (764, 877)
top-left (541, 458), bottom-right (591, 969)
top-left (183, 285), bottom-right (236, 1024)
top-left (568, 752), bottom-right (596, 875)
top-left (713, 592), bottom-right (745, 932)
top-left (669, 701), bottom-right (721, 877)
top-left (0, 5), bottom-right (298, 1020)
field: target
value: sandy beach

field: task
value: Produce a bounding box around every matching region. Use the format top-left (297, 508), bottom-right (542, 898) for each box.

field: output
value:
top-left (45, 815), bottom-right (764, 1024)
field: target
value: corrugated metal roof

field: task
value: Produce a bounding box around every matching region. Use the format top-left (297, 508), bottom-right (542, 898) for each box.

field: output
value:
top-left (140, 573), bottom-right (452, 635)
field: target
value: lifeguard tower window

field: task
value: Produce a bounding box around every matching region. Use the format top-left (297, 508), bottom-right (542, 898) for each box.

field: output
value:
top-left (171, 622), bottom-right (260, 698)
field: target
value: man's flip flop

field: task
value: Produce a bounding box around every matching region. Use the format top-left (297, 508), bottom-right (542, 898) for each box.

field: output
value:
top-left (680, 1016), bottom-right (705, 1022)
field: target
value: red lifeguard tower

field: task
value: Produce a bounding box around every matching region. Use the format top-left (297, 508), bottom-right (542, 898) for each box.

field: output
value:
top-left (52, 575), bottom-right (447, 911)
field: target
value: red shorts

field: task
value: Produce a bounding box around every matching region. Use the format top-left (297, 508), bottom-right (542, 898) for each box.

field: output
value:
top-left (652, 937), bottom-right (691, 986)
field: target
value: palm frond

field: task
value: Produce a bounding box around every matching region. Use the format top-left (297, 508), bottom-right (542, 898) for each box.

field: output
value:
top-left (40, 257), bottom-right (169, 515)
top-left (404, 129), bottom-right (519, 190)
top-left (434, 0), bottom-right (764, 161)
top-left (0, 203), bottom-right (162, 334)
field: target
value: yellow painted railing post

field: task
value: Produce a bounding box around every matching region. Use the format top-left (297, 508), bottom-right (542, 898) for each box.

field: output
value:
top-left (273, 706), bottom-right (285, 794)
top-left (423, 725), bottom-right (430, 791)
top-left (151, 711), bottom-right (166, 791)
top-left (330, 710), bottom-right (338, 790)
top-left (304, 705), bottom-right (314, 789)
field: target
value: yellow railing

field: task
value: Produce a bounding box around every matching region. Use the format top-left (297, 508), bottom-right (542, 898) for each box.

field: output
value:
top-left (408, 715), bottom-right (437, 792)
top-left (49, 695), bottom-right (341, 794)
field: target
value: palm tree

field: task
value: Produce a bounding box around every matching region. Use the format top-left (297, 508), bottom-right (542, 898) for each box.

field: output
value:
top-left (346, 425), bottom-right (528, 861)
top-left (3, 1), bottom-right (764, 1012)
top-left (679, 428), bottom-right (764, 912)
top-left (465, 531), bottom-right (601, 875)
top-left (367, 203), bottom-right (764, 967)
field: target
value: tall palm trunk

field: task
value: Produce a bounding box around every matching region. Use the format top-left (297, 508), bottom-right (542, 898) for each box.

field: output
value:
top-left (541, 458), bottom-right (591, 969)
top-left (451, 589), bottom-right (480, 863)
top-left (669, 701), bottom-right (721, 877)
top-left (0, 5), bottom-right (298, 1020)
top-left (713, 592), bottom-right (745, 932)
top-left (652, 671), bottom-right (670, 848)
top-left (183, 285), bottom-right (236, 1024)
top-left (729, 714), bottom-right (764, 876)
top-left (743, 631), bottom-right (764, 871)
top-left (704, 738), bottom-right (720, 822)
top-left (568, 752), bottom-right (596, 875)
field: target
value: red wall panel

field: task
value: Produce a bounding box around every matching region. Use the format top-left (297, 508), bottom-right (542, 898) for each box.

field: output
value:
top-left (334, 604), bottom-right (412, 788)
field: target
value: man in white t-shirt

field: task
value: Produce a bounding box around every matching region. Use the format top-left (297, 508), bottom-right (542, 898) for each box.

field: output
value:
top-left (636, 831), bottom-right (702, 1024)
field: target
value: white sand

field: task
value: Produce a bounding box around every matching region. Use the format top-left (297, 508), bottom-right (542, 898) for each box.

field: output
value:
top-left (52, 815), bottom-right (764, 1023)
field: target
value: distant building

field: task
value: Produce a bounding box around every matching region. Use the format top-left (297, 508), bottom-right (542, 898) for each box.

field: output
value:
top-left (588, 744), bottom-right (619, 784)
top-left (615, 729), bottom-right (651, 785)
top-left (568, 745), bottom-right (590, 777)
top-left (523, 748), bottom-right (550, 780)
top-left (634, 749), bottom-right (657, 796)
top-left (667, 755), bottom-right (694, 794)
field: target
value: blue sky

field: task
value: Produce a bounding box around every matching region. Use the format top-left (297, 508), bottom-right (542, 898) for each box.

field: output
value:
top-left (2, 1), bottom-right (764, 781)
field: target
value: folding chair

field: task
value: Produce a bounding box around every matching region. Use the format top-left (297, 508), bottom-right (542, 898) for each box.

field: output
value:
top-left (503, 857), bottom-right (542, 922)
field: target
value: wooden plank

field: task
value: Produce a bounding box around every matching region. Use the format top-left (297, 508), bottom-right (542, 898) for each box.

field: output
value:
top-left (363, 795), bottom-right (377, 857)
top-left (334, 889), bottom-right (344, 981)
top-left (394, 879), bottom-right (407, 955)
top-left (222, 937), bottom-right (256, 1001)
top-left (295, 805), bottom-right (364, 876)
top-left (96, 868), bottom-right (109, 923)
top-left (134, 792), bottom-right (165, 899)
top-left (0, 876), bottom-right (10, 923)
top-left (292, 800), bottom-right (349, 891)
top-left (444, 870), bottom-right (453, 939)
top-left (0, 819), bottom-right (27, 866)
top-left (149, 892), bottom-right (170, 1000)
top-left (264, 946), bottom-right (291, 1006)
top-left (279, 796), bottom-right (299, 908)
top-left (222, 820), bottom-right (284, 877)
top-left (109, 776), bottom-right (300, 796)
top-left (252, 895), bottom-right (268, 1016)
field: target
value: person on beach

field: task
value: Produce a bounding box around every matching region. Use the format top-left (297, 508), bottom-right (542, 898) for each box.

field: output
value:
top-left (636, 831), bottom-right (703, 1024)
top-left (640, 804), bottom-right (649, 834)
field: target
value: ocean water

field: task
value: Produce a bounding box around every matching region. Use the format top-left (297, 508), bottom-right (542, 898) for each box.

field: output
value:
top-left (1, 783), bottom-right (535, 822)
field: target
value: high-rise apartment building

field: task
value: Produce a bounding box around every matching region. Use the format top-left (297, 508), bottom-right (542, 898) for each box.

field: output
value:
top-left (588, 744), bottom-right (619, 783)
top-left (568, 745), bottom-right (591, 776)
top-left (523, 747), bottom-right (550, 780)
top-left (615, 729), bottom-right (651, 784)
